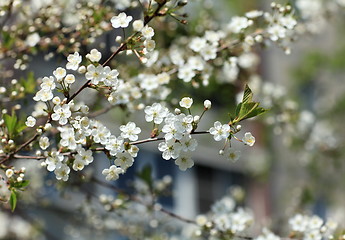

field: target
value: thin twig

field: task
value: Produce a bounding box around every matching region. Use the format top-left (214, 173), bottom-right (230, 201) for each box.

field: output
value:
top-left (91, 176), bottom-right (196, 224)
top-left (88, 104), bottom-right (117, 118)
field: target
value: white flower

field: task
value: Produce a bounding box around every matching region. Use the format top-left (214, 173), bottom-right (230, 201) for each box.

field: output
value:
top-left (227, 16), bottom-right (252, 33)
top-left (174, 114), bottom-right (193, 133)
top-left (175, 152), bottom-right (194, 171)
top-left (86, 49), bottom-right (102, 62)
top-left (105, 136), bottom-right (125, 156)
top-left (254, 228), bottom-right (280, 240)
top-left (222, 148), bottom-right (241, 162)
top-left (209, 121), bottom-right (230, 141)
top-left (60, 127), bottom-right (77, 150)
top-left (187, 56), bottom-right (205, 71)
top-left (114, 151), bottom-right (134, 170)
top-left (45, 151), bottom-right (64, 172)
top-left (245, 10), bottom-right (263, 19)
top-left (189, 37), bottom-right (207, 52)
top-left (103, 66), bottom-right (119, 87)
top-left (51, 104), bottom-right (72, 125)
top-left (102, 165), bottom-right (124, 181)
top-left (119, 122), bottom-right (141, 141)
top-left (304, 229), bottom-right (322, 240)
top-left (75, 148), bottom-right (93, 165)
top-left (64, 74), bottom-right (75, 85)
top-left (128, 145), bottom-right (139, 157)
top-left (132, 19), bottom-right (144, 31)
top-left (242, 132), bottom-right (255, 146)
top-left (39, 136), bottom-right (50, 150)
top-left (230, 209), bottom-right (253, 233)
top-left (33, 89), bottom-right (53, 102)
top-left (162, 122), bottom-right (183, 141)
top-left (156, 72), bottom-right (170, 85)
top-left (66, 52), bottom-right (82, 70)
top-left (289, 214), bottom-right (309, 232)
top-left (158, 139), bottom-right (182, 160)
top-left (144, 103), bottom-right (169, 124)
top-left (85, 64), bottom-right (105, 85)
top-left (177, 65), bottom-right (195, 82)
top-left (53, 67), bottom-right (66, 80)
top-left (54, 163), bottom-right (70, 181)
top-left (141, 25), bottom-right (154, 39)
top-left (144, 39), bottom-right (156, 52)
top-left (200, 44), bottom-right (217, 61)
top-left (180, 134), bottom-right (198, 152)
top-left (92, 125), bottom-right (111, 145)
top-left (72, 158), bottom-right (86, 171)
top-left (25, 116), bottom-right (36, 127)
top-left (280, 15), bottom-right (297, 30)
top-left (111, 12), bottom-right (133, 28)
top-left (267, 24), bottom-right (286, 41)
top-left (308, 215), bottom-right (323, 230)
top-left (26, 33), bottom-right (40, 47)
top-left (179, 97), bottom-right (193, 109)
top-left (204, 100), bottom-right (211, 109)
top-left (40, 76), bottom-right (56, 90)
top-left (238, 52), bottom-right (259, 69)
top-left (5, 169), bottom-right (14, 178)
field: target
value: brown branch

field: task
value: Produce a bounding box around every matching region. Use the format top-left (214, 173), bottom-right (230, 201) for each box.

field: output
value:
top-left (1, 130), bottom-right (211, 161)
top-left (159, 207), bottom-right (196, 224)
top-left (91, 176), bottom-right (196, 225)
top-left (87, 104), bottom-right (117, 118)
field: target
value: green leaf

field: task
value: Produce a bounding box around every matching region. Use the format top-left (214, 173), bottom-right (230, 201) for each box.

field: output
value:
top-left (242, 84), bottom-right (253, 104)
top-left (244, 107), bottom-right (268, 119)
top-left (236, 102), bottom-right (259, 122)
top-left (3, 113), bottom-right (18, 139)
top-left (12, 180), bottom-right (30, 189)
top-left (20, 72), bottom-right (36, 94)
top-left (1, 31), bottom-right (15, 49)
top-left (232, 84), bottom-right (268, 124)
top-left (10, 190), bottom-right (17, 212)
top-left (3, 113), bottom-right (27, 139)
top-left (136, 165), bottom-right (153, 190)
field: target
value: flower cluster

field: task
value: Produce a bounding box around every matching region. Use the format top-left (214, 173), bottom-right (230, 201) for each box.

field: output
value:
top-left (194, 194), bottom-right (253, 238)
top-left (145, 100), bottom-right (198, 171)
top-left (289, 214), bottom-right (338, 240)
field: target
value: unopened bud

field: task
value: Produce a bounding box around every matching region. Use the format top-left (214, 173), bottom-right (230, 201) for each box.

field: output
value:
top-left (236, 125), bottom-right (242, 131)
top-left (78, 66), bottom-right (86, 74)
top-left (174, 108), bottom-right (181, 115)
top-left (115, 36), bottom-right (122, 43)
top-left (203, 100), bottom-right (211, 109)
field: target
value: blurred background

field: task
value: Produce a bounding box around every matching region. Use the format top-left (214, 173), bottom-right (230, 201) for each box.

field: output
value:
top-left (1, 0), bottom-right (345, 239)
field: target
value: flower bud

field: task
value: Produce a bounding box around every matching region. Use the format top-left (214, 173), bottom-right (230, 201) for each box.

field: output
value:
top-left (203, 100), bottom-right (211, 109)
top-left (174, 108), bottom-right (181, 115)
top-left (78, 66), bottom-right (86, 74)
